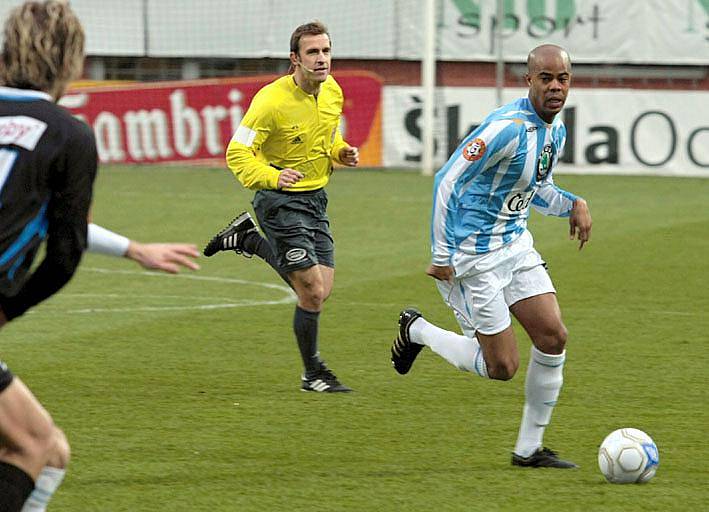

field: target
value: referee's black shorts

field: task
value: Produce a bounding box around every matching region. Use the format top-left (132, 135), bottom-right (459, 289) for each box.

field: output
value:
top-left (252, 188), bottom-right (334, 274)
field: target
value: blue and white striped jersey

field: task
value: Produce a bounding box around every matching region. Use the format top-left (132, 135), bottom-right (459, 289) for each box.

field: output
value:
top-left (431, 96), bottom-right (579, 264)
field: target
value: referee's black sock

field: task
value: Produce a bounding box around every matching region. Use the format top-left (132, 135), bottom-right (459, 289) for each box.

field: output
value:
top-left (243, 232), bottom-right (292, 288)
top-left (293, 306), bottom-right (321, 376)
top-left (0, 461), bottom-right (35, 512)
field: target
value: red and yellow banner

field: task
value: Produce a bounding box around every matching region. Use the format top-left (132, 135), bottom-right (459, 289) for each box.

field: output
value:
top-left (63, 71), bottom-right (382, 167)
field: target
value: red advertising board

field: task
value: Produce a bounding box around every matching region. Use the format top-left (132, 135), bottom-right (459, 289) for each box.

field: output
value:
top-left (62, 71), bottom-right (382, 167)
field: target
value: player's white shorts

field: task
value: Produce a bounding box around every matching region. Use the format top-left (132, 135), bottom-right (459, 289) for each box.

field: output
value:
top-left (436, 229), bottom-right (555, 336)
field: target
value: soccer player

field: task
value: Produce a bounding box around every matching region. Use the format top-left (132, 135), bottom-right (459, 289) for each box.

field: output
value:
top-left (0, 3), bottom-right (200, 511)
top-left (390, 44), bottom-right (592, 468)
top-left (203, 21), bottom-right (359, 393)
top-left (0, 2), bottom-right (93, 510)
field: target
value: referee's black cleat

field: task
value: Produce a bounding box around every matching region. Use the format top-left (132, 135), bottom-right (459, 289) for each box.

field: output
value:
top-left (203, 211), bottom-right (257, 257)
top-left (301, 363), bottom-right (352, 393)
top-left (391, 308), bottom-right (424, 375)
top-left (511, 447), bottom-right (579, 469)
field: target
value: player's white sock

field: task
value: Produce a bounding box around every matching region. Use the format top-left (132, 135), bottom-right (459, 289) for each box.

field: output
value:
top-left (514, 346), bottom-right (565, 457)
top-left (410, 317), bottom-right (488, 377)
top-left (21, 466), bottom-right (66, 512)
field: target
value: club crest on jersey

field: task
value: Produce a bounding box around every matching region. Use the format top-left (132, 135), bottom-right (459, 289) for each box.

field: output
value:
top-left (463, 138), bottom-right (486, 161)
top-left (536, 144), bottom-right (554, 181)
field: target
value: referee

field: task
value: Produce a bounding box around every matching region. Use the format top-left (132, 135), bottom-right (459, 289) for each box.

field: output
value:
top-left (204, 21), bottom-right (359, 393)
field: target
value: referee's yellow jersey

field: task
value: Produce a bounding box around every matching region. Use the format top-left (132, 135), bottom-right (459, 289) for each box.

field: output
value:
top-left (226, 74), bottom-right (350, 191)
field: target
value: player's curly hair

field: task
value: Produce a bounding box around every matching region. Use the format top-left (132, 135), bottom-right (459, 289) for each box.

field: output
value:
top-left (0, 1), bottom-right (85, 98)
top-left (289, 20), bottom-right (330, 54)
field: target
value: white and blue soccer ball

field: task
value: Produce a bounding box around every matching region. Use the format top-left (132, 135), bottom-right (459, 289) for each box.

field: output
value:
top-left (598, 428), bottom-right (659, 484)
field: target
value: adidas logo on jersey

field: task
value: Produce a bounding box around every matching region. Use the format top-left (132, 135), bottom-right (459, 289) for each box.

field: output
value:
top-left (291, 135), bottom-right (303, 144)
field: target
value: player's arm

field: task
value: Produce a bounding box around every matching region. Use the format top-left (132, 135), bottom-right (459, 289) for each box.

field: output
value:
top-left (0, 125), bottom-right (97, 321)
top-left (326, 82), bottom-right (358, 167)
top-left (568, 197), bottom-right (591, 249)
top-left (426, 264), bottom-right (454, 282)
top-left (330, 120), bottom-right (358, 167)
top-left (531, 176), bottom-right (578, 217)
top-left (87, 224), bottom-right (200, 273)
top-left (531, 126), bottom-right (578, 219)
top-left (532, 178), bottom-right (592, 248)
top-left (534, 180), bottom-right (591, 245)
top-left (225, 91), bottom-right (281, 190)
top-left (531, 137), bottom-right (592, 249)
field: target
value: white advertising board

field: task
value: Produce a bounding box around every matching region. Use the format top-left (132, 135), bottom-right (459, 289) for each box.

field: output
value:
top-left (383, 86), bottom-right (709, 176)
top-left (411, 0), bottom-right (709, 64)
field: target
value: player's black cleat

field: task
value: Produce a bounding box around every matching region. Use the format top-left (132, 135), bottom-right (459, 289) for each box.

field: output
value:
top-left (511, 447), bottom-right (579, 469)
top-left (391, 308), bottom-right (424, 375)
top-left (301, 363), bottom-right (352, 393)
top-left (203, 211), bottom-right (257, 257)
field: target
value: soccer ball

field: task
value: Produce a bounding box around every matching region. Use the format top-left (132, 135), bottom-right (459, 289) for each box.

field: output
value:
top-left (598, 428), bottom-right (659, 483)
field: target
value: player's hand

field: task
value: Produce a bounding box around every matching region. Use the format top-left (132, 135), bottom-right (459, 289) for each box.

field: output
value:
top-left (125, 242), bottom-right (200, 274)
top-left (277, 168), bottom-right (304, 189)
top-left (339, 146), bottom-right (359, 167)
top-left (426, 264), bottom-right (454, 282)
top-left (569, 198), bottom-right (592, 250)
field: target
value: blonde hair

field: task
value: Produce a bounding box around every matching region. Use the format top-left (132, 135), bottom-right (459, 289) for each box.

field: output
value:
top-left (0, 1), bottom-right (85, 97)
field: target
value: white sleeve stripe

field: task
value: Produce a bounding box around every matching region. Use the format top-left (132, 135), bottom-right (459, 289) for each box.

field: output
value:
top-left (231, 125), bottom-right (257, 147)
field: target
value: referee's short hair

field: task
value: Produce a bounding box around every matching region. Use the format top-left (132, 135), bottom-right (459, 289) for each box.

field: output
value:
top-left (290, 20), bottom-right (330, 55)
top-left (0, 1), bottom-right (85, 96)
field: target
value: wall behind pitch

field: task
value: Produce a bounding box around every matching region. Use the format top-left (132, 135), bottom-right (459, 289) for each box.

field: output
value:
top-left (1, 0), bottom-right (705, 64)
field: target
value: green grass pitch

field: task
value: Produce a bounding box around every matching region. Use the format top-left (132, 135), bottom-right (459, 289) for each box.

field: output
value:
top-left (2, 165), bottom-right (707, 511)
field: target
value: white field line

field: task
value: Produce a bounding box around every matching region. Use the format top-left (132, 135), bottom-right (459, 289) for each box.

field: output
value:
top-left (44, 267), bottom-right (296, 314)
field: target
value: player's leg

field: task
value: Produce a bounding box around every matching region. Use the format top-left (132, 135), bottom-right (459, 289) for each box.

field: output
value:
top-left (21, 427), bottom-right (70, 512)
top-left (203, 208), bottom-right (291, 286)
top-left (311, 213), bottom-right (335, 303)
top-left (506, 260), bottom-right (576, 468)
top-left (289, 264), bottom-right (349, 392)
top-left (289, 264), bottom-right (327, 376)
top-left (474, 327), bottom-right (519, 380)
top-left (393, 260), bottom-right (519, 379)
top-left (261, 189), bottom-right (348, 392)
top-left (243, 230), bottom-right (291, 287)
top-left (241, 200), bottom-right (291, 286)
top-left (203, 210), bottom-right (258, 257)
top-left (318, 264), bottom-right (335, 303)
top-left (292, 203), bottom-right (348, 391)
top-left (0, 374), bottom-right (58, 511)
top-left (261, 190), bottom-right (323, 379)
top-left (393, 306), bottom-right (503, 379)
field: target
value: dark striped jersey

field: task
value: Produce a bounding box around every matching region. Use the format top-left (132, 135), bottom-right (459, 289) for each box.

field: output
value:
top-left (0, 86), bottom-right (97, 320)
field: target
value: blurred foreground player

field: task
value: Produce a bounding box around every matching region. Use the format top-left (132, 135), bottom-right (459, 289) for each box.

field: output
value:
top-left (0, 2), bottom-right (92, 511)
top-left (0, 3), bottom-right (198, 511)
